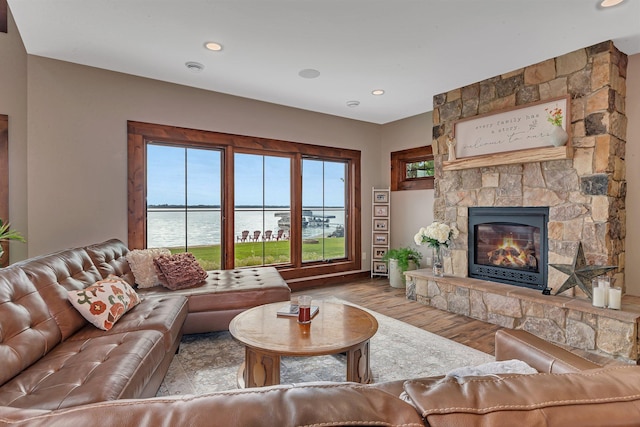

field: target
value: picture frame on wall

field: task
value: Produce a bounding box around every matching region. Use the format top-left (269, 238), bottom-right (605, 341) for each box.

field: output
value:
top-left (373, 191), bottom-right (389, 203)
top-left (373, 261), bottom-right (388, 274)
top-left (452, 95), bottom-right (570, 159)
top-left (373, 205), bottom-right (388, 217)
top-left (373, 233), bottom-right (388, 245)
top-left (373, 219), bottom-right (388, 231)
top-left (373, 247), bottom-right (387, 259)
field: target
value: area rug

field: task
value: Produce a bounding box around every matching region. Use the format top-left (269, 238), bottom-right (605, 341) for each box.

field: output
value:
top-left (156, 300), bottom-right (493, 396)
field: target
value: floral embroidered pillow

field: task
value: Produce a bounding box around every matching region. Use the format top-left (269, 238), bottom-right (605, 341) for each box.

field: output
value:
top-left (67, 274), bottom-right (141, 330)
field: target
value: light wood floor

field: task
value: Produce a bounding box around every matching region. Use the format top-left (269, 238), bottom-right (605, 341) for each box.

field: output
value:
top-left (292, 277), bottom-right (502, 355)
top-left (293, 277), bottom-right (619, 365)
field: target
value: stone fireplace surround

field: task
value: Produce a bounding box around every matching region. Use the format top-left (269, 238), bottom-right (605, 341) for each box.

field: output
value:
top-left (405, 41), bottom-right (640, 362)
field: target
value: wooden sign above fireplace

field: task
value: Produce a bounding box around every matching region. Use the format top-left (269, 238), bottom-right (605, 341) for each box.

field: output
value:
top-left (444, 95), bottom-right (572, 171)
top-left (453, 95), bottom-right (570, 159)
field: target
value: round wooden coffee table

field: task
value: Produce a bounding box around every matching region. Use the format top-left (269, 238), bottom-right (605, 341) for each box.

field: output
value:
top-left (229, 301), bottom-right (378, 388)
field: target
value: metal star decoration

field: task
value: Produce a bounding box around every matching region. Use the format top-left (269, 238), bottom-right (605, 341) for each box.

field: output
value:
top-left (550, 242), bottom-right (616, 299)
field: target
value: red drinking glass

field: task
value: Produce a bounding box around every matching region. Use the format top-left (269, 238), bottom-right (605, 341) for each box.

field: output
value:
top-left (297, 295), bottom-right (312, 324)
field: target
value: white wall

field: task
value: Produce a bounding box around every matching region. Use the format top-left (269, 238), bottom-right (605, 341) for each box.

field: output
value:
top-left (379, 113), bottom-right (435, 266)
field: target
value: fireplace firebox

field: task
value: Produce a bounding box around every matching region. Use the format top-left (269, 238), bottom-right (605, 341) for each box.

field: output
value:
top-left (468, 207), bottom-right (548, 289)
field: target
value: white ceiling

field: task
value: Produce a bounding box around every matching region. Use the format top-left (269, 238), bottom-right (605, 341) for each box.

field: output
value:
top-left (8, 0), bottom-right (640, 124)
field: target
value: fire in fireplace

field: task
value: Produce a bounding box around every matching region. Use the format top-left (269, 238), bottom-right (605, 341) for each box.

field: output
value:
top-left (468, 207), bottom-right (549, 289)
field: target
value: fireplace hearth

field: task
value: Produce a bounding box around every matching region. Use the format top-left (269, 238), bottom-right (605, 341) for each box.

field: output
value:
top-left (468, 207), bottom-right (548, 289)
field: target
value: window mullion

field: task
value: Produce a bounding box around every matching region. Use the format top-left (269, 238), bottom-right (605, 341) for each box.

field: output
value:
top-left (291, 154), bottom-right (303, 268)
top-left (183, 147), bottom-right (188, 253)
top-left (322, 161), bottom-right (326, 259)
top-left (223, 145), bottom-right (235, 269)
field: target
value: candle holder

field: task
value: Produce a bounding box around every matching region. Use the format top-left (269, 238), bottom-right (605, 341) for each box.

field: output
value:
top-left (591, 278), bottom-right (606, 308)
top-left (598, 276), bottom-right (611, 307)
top-left (609, 286), bottom-right (622, 310)
top-left (592, 276), bottom-right (622, 310)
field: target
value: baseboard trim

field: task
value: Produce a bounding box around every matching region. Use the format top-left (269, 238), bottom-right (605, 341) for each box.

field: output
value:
top-left (286, 270), bottom-right (371, 291)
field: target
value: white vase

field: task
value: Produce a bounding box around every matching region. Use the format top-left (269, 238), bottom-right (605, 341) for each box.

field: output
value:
top-left (549, 125), bottom-right (568, 147)
top-left (432, 246), bottom-right (444, 277)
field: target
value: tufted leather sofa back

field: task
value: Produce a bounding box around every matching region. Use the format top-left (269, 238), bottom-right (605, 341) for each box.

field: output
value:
top-left (17, 248), bottom-right (103, 340)
top-left (0, 266), bottom-right (62, 386)
top-left (85, 239), bottom-right (135, 285)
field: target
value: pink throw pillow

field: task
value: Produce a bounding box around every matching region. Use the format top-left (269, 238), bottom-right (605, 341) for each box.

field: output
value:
top-left (153, 252), bottom-right (208, 290)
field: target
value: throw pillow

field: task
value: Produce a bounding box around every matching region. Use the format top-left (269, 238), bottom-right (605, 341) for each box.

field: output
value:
top-left (399, 359), bottom-right (537, 407)
top-left (153, 252), bottom-right (208, 290)
top-left (67, 274), bottom-right (141, 330)
top-left (443, 359), bottom-right (537, 382)
top-left (126, 248), bottom-right (171, 288)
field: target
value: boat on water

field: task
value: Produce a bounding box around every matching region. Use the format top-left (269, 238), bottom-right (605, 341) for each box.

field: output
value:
top-left (306, 214), bottom-right (336, 227)
top-left (274, 211), bottom-right (336, 229)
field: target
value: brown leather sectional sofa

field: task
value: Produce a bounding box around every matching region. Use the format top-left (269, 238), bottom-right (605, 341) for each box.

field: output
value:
top-left (2, 329), bottom-right (640, 426)
top-left (3, 240), bottom-right (640, 426)
top-left (0, 239), bottom-right (289, 412)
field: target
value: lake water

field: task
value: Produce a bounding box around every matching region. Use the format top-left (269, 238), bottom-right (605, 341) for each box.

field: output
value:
top-left (147, 208), bottom-right (345, 247)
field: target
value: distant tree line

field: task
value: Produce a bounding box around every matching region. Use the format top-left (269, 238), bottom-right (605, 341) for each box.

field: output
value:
top-left (148, 204), bottom-right (343, 209)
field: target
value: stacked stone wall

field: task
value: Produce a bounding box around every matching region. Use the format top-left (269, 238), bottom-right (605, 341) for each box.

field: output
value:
top-left (432, 41), bottom-right (628, 295)
top-left (405, 271), bottom-right (639, 362)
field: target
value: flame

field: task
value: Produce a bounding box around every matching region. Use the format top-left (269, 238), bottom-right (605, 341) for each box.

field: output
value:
top-left (497, 236), bottom-right (528, 267)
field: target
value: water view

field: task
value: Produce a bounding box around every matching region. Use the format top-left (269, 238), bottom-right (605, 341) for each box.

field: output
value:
top-left (145, 144), bottom-right (348, 268)
top-left (147, 208), bottom-right (345, 248)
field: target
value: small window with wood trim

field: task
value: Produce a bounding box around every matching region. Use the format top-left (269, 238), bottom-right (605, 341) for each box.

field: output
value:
top-left (391, 146), bottom-right (434, 191)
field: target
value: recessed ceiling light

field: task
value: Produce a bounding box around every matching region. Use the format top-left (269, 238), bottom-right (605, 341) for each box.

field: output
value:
top-left (298, 69), bottom-right (321, 79)
top-left (599, 0), bottom-right (625, 7)
top-left (371, 89), bottom-right (385, 96)
top-left (185, 61), bottom-right (204, 72)
top-left (346, 100), bottom-right (360, 108)
top-left (204, 41), bottom-right (223, 51)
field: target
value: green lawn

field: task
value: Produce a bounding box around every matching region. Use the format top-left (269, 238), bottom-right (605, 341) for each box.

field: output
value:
top-left (171, 237), bottom-right (346, 270)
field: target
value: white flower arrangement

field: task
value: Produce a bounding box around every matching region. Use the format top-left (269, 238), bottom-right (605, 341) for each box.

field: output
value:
top-left (414, 221), bottom-right (459, 248)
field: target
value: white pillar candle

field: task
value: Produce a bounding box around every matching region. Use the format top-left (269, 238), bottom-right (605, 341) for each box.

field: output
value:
top-left (599, 277), bottom-right (611, 307)
top-left (608, 287), bottom-right (622, 310)
top-left (592, 285), bottom-right (606, 308)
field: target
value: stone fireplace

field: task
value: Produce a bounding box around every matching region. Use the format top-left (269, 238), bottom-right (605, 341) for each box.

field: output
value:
top-left (405, 41), bottom-right (640, 362)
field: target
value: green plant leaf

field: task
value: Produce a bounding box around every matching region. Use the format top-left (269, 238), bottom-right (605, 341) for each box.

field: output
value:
top-left (0, 219), bottom-right (26, 244)
top-left (382, 247), bottom-right (422, 272)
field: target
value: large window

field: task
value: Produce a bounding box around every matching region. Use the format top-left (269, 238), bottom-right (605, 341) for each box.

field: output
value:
top-left (128, 121), bottom-right (361, 281)
top-left (146, 144), bottom-right (222, 269)
top-left (302, 158), bottom-right (347, 262)
top-left (234, 153), bottom-right (291, 267)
